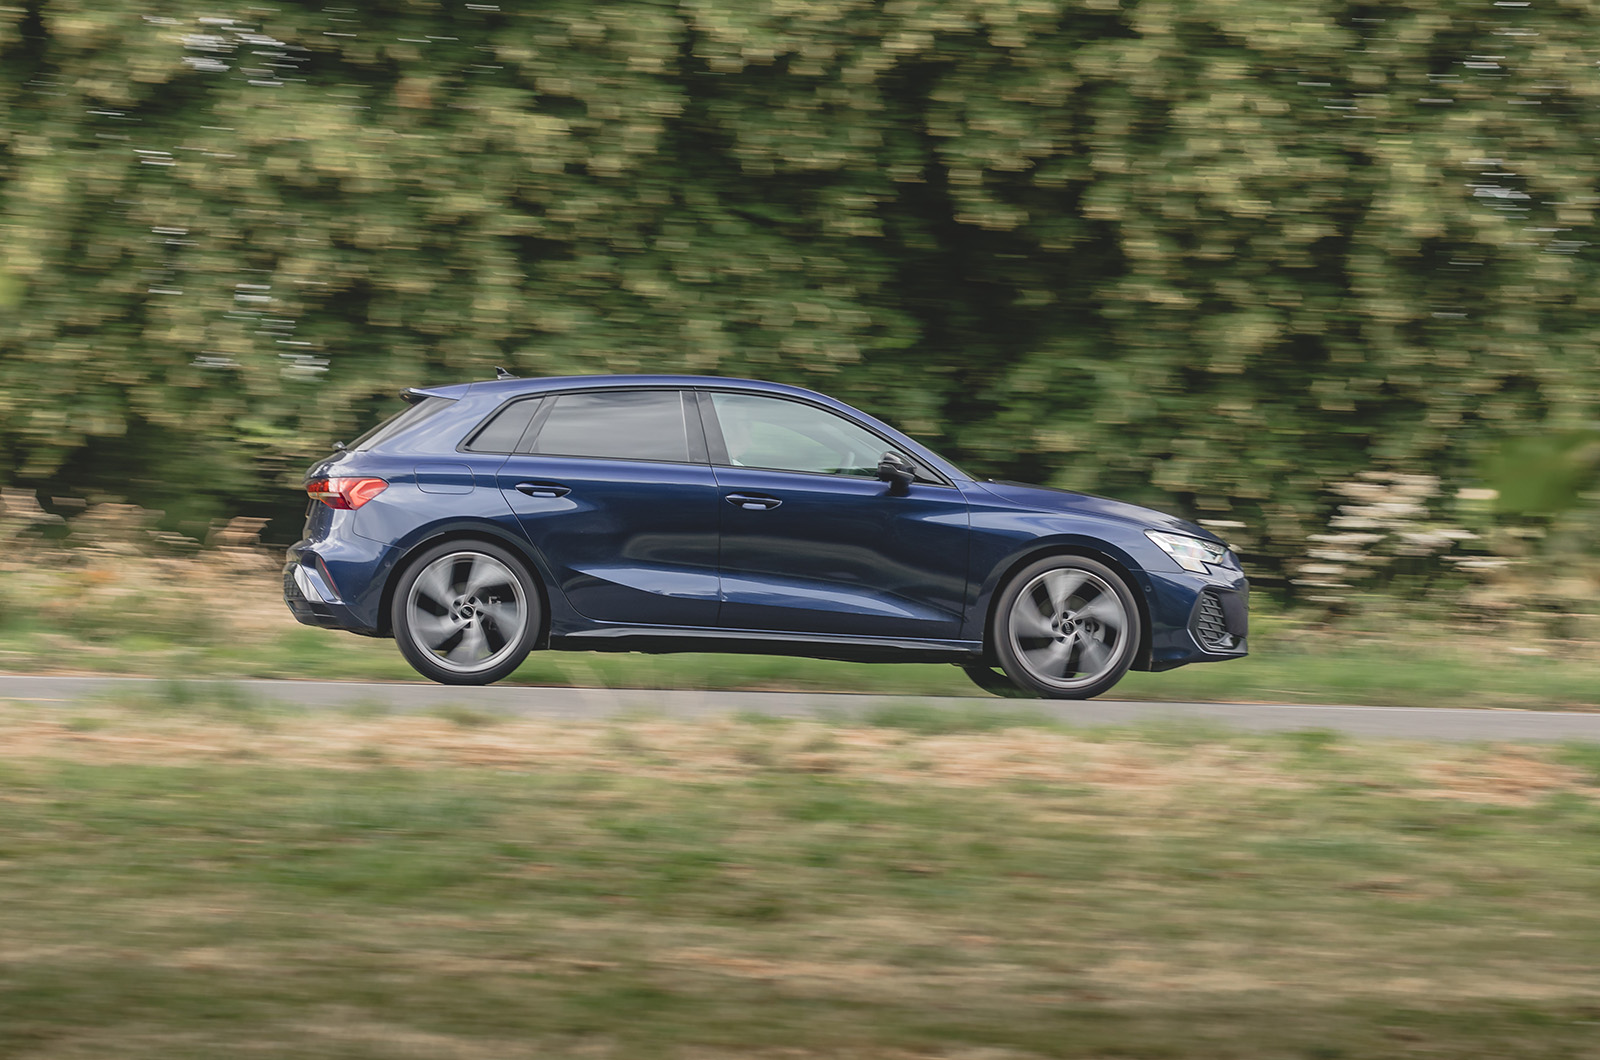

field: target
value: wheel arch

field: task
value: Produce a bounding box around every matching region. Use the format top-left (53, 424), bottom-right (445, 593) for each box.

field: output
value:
top-left (977, 542), bottom-right (1154, 673)
top-left (378, 524), bottom-right (553, 647)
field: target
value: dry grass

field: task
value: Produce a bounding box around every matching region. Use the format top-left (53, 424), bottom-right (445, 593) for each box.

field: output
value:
top-left (4, 695), bottom-right (1600, 1058)
top-left (5, 702), bottom-right (1595, 806)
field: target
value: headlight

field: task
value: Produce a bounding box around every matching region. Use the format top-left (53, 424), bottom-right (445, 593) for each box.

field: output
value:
top-left (1145, 530), bottom-right (1229, 573)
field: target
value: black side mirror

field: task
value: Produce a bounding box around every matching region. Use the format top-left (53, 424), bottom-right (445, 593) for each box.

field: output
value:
top-left (877, 451), bottom-right (916, 494)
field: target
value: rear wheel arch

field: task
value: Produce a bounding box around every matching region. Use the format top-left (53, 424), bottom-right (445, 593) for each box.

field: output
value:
top-left (979, 543), bottom-right (1153, 672)
top-left (379, 527), bottom-right (551, 646)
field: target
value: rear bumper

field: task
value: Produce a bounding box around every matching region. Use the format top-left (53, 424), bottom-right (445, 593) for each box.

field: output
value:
top-left (283, 561), bottom-right (358, 630)
top-left (283, 535), bottom-right (395, 635)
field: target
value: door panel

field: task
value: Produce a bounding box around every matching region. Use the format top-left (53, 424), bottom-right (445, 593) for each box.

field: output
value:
top-left (492, 389), bottom-right (717, 627)
top-left (713, 467), bottom-right (970, 638)
top-left (497, 456), bottom-right (721, 626)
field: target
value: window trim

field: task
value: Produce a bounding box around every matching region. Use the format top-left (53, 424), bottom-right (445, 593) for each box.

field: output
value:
top-left (500, 387), bottom-right (709, 466)
top-left (694, 388), bottom-right (954, 488)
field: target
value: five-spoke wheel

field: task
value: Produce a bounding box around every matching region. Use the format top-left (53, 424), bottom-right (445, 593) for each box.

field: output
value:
top-left (392, 540), bottom-right (541, 685)
top-left (983, 555), bottom-right (1140, 699)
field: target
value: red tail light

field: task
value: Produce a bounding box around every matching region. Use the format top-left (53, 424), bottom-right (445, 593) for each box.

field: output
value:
top-left (307, 477), bottom-right (388, 510)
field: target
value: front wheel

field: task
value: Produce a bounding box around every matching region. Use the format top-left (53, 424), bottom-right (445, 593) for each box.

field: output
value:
top-left (392, 540), bottom-right (542, 685)
top-left (989, 555), bottom-right (1141, 700)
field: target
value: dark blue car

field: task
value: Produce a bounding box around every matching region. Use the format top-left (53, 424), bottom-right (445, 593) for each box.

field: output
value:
top-left (285, 375), bottom-right (1247, 698)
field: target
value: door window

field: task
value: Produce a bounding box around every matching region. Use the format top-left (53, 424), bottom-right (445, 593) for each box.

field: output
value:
top-left (707, 392), bottom-right (906, 477)
top-left (523, 390), bottom-right (692, 463)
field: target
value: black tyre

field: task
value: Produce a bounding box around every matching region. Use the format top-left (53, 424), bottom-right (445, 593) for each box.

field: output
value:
top-left (990, 555), bottom-right (1141, 700)
top-left (391, 540), bottom-right (542, 685)
top-left (959, 664), bottom-right (1035, 698)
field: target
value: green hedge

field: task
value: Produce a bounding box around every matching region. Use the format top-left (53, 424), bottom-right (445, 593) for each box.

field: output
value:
top-left (2, 0), bottom-right (1597, 578)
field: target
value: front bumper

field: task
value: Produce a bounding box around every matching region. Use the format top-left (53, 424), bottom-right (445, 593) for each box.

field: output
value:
top-left (1141, 567), bottom-right (1249, 672)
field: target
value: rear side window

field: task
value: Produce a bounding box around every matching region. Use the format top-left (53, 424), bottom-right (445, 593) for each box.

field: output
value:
top-left (350, 396), bottom-right (456, 452)
top-left (464, 398), bottom-right (542, 453)
top-left (524, 390), bottom-right (690, 463)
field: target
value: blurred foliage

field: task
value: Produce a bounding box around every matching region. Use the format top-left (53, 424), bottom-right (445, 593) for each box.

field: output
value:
top-left (1, 0), bottom-right (1598, 586)
top-left (1484, 430), bottom-right (1600, 516)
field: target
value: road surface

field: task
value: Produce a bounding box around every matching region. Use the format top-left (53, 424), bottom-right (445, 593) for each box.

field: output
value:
top-left (2, 675), bottom-right (1597, 742)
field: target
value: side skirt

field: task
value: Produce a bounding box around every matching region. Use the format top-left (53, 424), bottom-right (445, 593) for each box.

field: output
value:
top-left (554, 626), bottom-right (985, 665)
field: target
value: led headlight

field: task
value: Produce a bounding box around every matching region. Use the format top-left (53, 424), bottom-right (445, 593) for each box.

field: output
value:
top-left (1145, 530), bottom-right (1229, 573)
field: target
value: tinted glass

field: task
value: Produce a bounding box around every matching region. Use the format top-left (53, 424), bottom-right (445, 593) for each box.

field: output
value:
top-left (465, 398), bottom-right (541, 453)
top-left (350, 396), bottom-right (456, 452)
top-left (709, 392), bottom-right (905, 477)
top-left (527, 390), bottom-right (690, 462)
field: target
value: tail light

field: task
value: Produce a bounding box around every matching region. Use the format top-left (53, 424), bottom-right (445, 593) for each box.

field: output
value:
top-left (307, 477), bottom-right (388, 510)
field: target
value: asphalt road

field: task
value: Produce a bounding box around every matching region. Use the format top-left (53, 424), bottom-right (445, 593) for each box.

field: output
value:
top-left (2, 675), bottom-right (1598, 742)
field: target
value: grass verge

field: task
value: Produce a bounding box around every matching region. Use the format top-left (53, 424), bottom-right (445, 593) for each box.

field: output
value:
top-left (3, 610), bottom-right (1597, 710)
top-left (2, 695), bottom-right (1600, 1058)
top-left (0, 523), bottom-right (1594, 709)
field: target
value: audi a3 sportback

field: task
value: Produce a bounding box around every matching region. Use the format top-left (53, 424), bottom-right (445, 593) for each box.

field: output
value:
top-left (285, 375), bottom-right (1248, 698)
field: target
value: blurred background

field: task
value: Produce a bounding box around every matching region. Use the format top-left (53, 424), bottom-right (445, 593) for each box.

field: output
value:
top-left (1, 0), bottom-right (1596, 641)
top-left (5, 9), bottom-right (1600, 1055)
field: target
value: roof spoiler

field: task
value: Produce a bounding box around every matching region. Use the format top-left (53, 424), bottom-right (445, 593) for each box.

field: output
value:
top-left (399, 387), bottom-right (433, 405)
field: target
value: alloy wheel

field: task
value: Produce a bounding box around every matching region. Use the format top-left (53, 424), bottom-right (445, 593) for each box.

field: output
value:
top-left (403, 550), bottom-right (528, 676)
top-left (1005, 567), bottom-right (1131, 693)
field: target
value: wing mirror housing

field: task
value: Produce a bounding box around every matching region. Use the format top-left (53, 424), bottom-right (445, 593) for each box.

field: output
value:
top-left (877, 451), bottom-right (917, 494)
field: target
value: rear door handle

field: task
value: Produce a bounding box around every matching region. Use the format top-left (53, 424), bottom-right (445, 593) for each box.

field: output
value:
top-left (725, 493), bottom-right (782, 511)
top-left (515, 481), bottom-right (571, 498)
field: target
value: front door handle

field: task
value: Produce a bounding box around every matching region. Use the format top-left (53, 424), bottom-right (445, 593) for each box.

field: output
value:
top-left (515, 481), bottom-right (571, 498)
top-left (725, 493), bottom-right (782, 511)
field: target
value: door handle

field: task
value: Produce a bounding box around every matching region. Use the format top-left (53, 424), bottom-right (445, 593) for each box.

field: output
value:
top-left (515, 481), bottom-right (571, 498)
top-left (725, 493), bottom-right (782, 511)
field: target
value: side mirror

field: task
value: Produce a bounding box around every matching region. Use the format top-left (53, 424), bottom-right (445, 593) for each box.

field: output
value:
top-left (877, 451), bottom-right (916, 494)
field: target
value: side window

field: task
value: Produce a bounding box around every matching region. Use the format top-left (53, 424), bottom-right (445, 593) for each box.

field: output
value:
top-left (463, 398), bottom-right (541, 453)
top-left (524, 390), bottom-right (692, 463)
top-left (708, 392), bottom-right (906, 478)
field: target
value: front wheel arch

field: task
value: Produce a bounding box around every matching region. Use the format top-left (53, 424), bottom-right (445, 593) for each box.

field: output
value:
top-left (978, 545), bottom-right (1153, 673)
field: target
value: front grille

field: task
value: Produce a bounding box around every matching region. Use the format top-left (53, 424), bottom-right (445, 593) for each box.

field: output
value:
top-left (1192, 590), bottom-right (1236, 651)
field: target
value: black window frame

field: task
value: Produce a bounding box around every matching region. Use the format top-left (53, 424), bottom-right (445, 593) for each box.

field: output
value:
top-left (693, 389), bottom-right (953, 488)
top-left (504, 387), bottom-right (709, 466)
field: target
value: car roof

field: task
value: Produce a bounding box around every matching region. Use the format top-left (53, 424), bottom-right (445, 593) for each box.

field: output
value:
top-left (419, 374), bottom-right (850, 406)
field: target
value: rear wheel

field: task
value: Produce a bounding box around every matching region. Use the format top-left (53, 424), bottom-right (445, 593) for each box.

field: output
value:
top-left (392, 540), bottom-right (541, 685)
top-left (989, 555), bottom-right (1140, 700)
top-left (959, 664), bottom-right (1034, 698)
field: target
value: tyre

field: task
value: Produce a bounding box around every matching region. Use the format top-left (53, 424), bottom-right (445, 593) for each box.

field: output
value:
top-left (391, 540), bottom-right (542, 685)
top-left (959, 664), bottom-right (1035, 698)
top-left (989, 555), bottom-right (1141, 700)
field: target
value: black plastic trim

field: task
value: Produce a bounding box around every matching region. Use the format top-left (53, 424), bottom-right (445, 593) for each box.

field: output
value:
top-left (556, 625), bottom-right (984, 663)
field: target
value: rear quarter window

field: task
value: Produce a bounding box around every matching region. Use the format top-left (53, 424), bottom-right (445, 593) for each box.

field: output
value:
top-left (463, 398), bottom-right (543, 454)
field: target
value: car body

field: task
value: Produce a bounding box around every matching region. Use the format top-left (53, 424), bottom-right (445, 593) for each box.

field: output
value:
top-left (285, 374), bottom-right (1248, 698)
